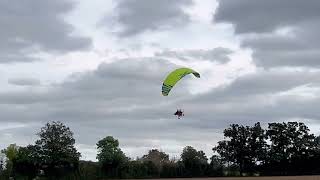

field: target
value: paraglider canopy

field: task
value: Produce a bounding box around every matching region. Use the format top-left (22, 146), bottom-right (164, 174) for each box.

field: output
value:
top-left (162, 67), bottom-right (200, 96)
top-left (162, 67), bottom-right (200, 119)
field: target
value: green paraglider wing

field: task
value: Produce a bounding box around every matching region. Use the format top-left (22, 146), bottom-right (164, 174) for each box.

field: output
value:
top-left (162, 67), bottom-right (200, 96)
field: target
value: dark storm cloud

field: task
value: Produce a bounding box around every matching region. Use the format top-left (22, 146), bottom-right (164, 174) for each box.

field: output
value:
top-left (101, 0), bottom-right (193, 37)
top-left (213, 0), bottom-right (320, 68)
top-left (0, 0), bottom-right (92, 63)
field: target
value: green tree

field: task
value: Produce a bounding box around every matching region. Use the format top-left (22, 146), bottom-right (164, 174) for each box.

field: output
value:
top-left (213, 123), bottom-right (267, 175)
top-left (160, 160), bottom-right (178, 178)
top-left (35, 121), bottom-right (81, 178)
top-left (180, 146), bottom-right (208, 177)
top-left (96, 136), bottom-right (128, 178)
top-left (12, 145), bottom-right (39, 180)
top-left (309, 135), bottom-right (320, 173)
top-left (1, 144), bottom-right (19, 162)
top-left (141, 149), bottom-right (169, 175)
top-left (247, 122), bottom-right (268, 173)
top-left (213, 124), bottom-right (248, 175)
top-left (143, 160), bottom-right (159, 178)
top-left (1, 144), bottom-right (19, 178)
top-left (0, 152), bottom-right (8, 178)
top-left (0, 156), bottom-right (4, 172)
top-left (208, 155), bottom-right (224, 177)
top-left (265, 122), bottom-right (317, 175)
top-left (78, 160), bottom-right (100, 180)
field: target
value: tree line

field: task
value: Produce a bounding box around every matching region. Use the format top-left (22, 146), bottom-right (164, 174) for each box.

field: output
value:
top-left (1, 121), bottom-right (320, 179)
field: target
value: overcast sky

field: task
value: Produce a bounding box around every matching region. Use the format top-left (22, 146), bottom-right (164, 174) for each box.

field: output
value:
top-left (1, 0), bottom-right (320, 161)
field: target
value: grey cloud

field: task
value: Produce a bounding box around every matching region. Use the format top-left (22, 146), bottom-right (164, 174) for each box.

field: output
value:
top-left (193, 70), bottom-right (320, 102)
top-left (0, 0), bottom-right (92, 63)
top-left (177, 70), bottom-right (320, 129)
top-left (101, 0), bottom-right (193, 37)
top-left (4, 57), bottom-right (320, 160)
top-left (0, 58), bottom-right (191, 130)
top-left (213, 0), bottom-right (320, 68)
top-left (0, 54), bottom-right (40, 63)
top-left (155, 47), bottom-right (233, 63)
top-left (240, 21), bottom-right (320, 68)
top-left (8, 77), bottom-right (41, 86)
top-left (0, 57), bottom-right (215, 159)
top-left (214, 0), bottom-right (320, 34)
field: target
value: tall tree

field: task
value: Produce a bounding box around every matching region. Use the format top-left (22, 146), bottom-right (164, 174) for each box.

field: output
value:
top-left (247, 122), bottom-right (268, 172)
top-left (0, 152), bottom-right (6, 172)
top-left (11, 145), bottom-right (39, 180)
top-left (1, 144), bottom-right (19, 177)
top-left (265, 122), bottom-right (317, 175)
top-left (160, 160), bottom-right (178, 178)
top-left (35, 121), bottom-right (81, 178)
top-left (1, 144), bottom-right (19, 162)
top-left (180, 146), bottom-right (208, 177)
top-left (141, 149), bottom-right (169, 173)
top-left (96, 136), bottom-right (128, 177)
top-left (213, 124), bottom-right (249, 175)
top-left (213, 123), bottom-right (267, 175)
top-left (208, 155), bottom-right (224, 177)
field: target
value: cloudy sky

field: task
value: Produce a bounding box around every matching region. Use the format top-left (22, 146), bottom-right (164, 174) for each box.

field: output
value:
top-left (1, 0), bottom-right (320, 161)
